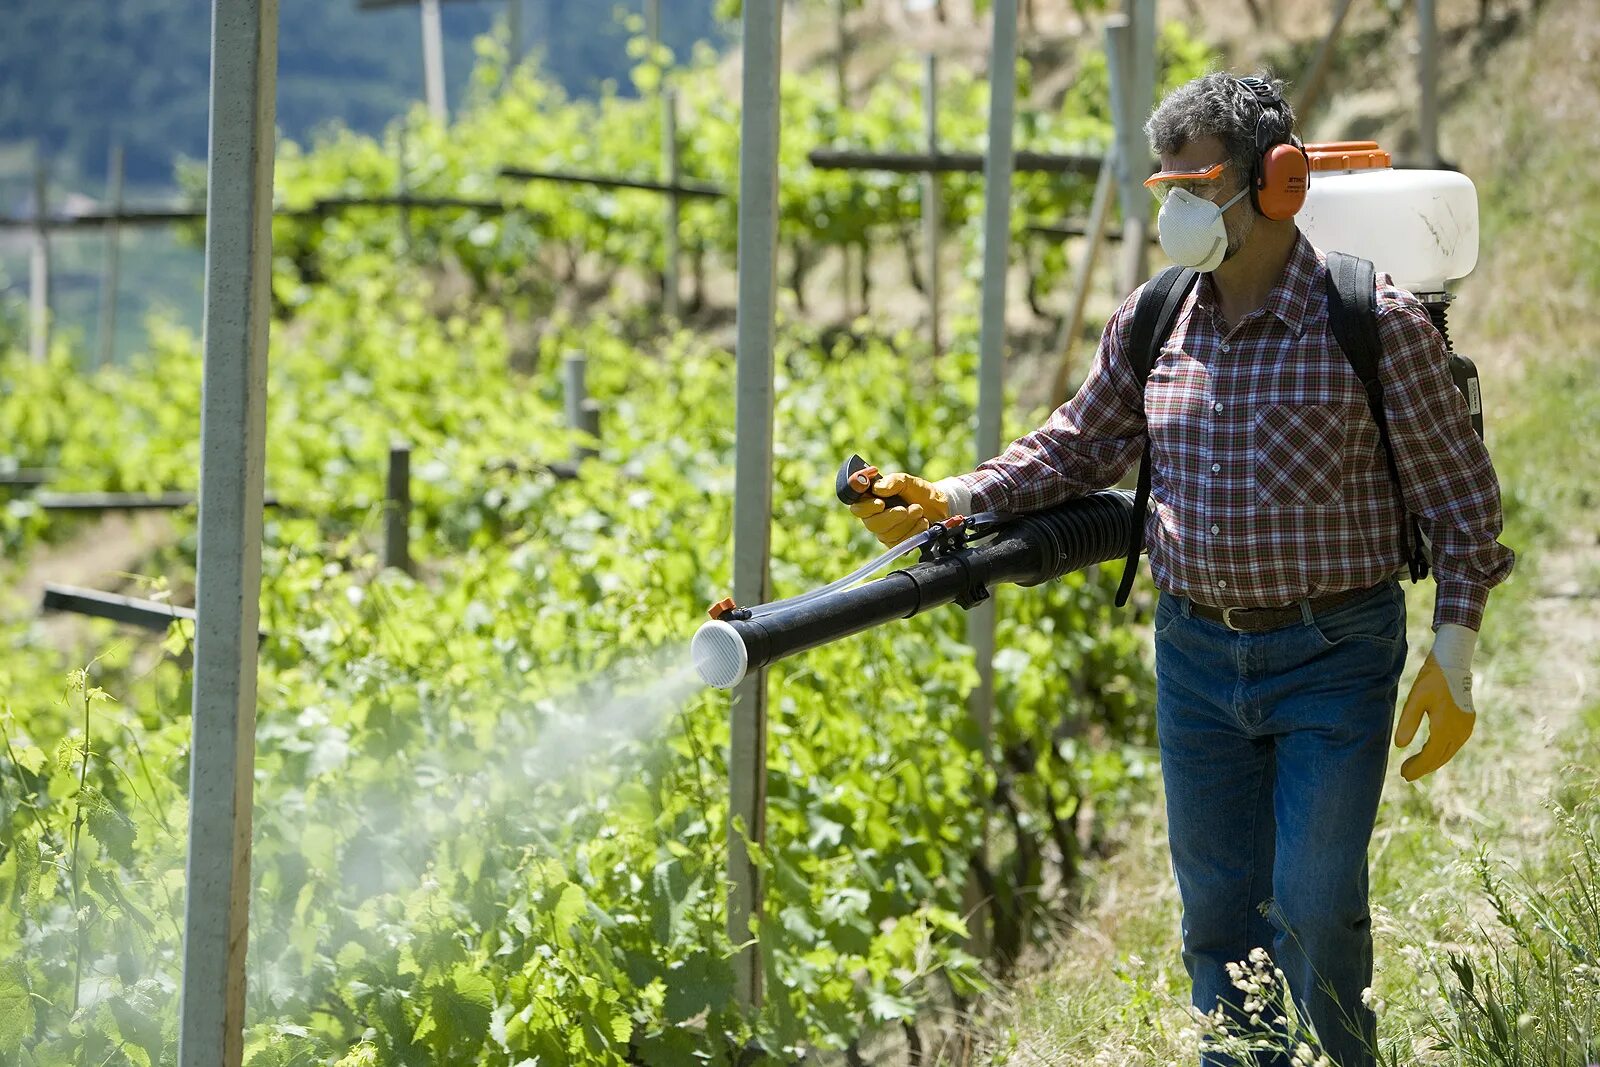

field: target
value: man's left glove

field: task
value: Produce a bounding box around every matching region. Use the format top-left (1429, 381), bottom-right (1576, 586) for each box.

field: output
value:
top-left (1394, 623), bottom-right (1477, 782)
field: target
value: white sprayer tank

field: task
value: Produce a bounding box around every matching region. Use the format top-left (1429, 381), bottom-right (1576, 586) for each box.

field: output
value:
top-left (1294, 142), bottom-right (1479, 294)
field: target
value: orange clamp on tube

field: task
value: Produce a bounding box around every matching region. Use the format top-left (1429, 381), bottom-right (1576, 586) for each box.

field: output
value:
top-left (707, 597), bottom-right (738, 620)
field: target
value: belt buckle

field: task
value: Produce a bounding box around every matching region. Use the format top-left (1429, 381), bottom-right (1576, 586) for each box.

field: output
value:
top-left (1221, 606), bottom-right (1249, 631)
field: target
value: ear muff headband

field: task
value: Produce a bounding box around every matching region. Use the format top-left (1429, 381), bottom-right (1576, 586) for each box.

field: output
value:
top-left (1235, 76), bottom-right (1309, 221)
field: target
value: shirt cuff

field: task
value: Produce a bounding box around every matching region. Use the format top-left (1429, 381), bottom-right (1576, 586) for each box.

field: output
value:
top-left (933, 477), bottom-right (973, 517)
top-left (1433, 578), bottom-right (1488, 632)
top-left (936, 468), bottom-right (1014, 515)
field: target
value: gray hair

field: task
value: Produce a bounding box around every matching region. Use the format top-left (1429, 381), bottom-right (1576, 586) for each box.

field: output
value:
top-left (1144, 72), bottom-right (1296, 188)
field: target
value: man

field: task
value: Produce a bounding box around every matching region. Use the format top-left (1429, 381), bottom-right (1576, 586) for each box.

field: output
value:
top-left (849, 73), bottom-right (1513, 1065)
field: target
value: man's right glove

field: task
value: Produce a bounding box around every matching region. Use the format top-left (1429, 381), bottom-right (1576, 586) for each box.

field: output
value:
top-left (848, 471), bottom-right (949, 547)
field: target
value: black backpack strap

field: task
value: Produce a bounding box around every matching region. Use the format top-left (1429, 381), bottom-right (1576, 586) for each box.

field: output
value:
top-left (1115, 266), bottom-right (1198, 608)
top-left (1324, 250), bottom-right (1428, 581)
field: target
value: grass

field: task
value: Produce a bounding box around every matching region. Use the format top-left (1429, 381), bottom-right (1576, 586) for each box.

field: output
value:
top-left (966, 1), bottom-right (1600, 1063)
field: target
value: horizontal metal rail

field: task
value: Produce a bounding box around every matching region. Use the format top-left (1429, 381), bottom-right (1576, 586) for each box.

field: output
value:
top-left (32, 491), bottom-right (281, 511)
top-left (1027, 221), bottom-right (1161, 244)
top-left (42, 583), bottom-right (196, 632)
top-left (806, 148), bottom-right (1105, 177)
top-left (499, 166), bottom-right (726, 199)
top-left (0, 468), bottom-right (54, 487)
top-left (0, 197), bottom-right (530, 233)
top-left (0, 208), bottom-right (208, 231)
top-left (308, 194), bottom-right (525, 215)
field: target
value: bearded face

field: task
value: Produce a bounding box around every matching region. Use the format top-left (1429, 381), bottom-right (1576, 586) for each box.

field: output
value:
top-left (1221, 180), bottom-right (1257, 263)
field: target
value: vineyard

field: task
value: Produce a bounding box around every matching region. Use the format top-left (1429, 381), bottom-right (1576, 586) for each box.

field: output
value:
top-left (0, 11), bottom-right (1211, 1065)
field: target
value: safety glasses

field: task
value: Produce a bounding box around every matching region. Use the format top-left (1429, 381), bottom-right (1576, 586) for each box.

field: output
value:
top-left (1143, 160), bottom-right (1230, 204)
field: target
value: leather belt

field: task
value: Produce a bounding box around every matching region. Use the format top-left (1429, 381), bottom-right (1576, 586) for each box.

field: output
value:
top-left (1187, 581), bottom-right (1390, 633)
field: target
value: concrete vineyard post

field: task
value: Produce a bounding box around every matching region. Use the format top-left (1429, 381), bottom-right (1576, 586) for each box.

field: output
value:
top-left (97, 143), bottom-right (125, 368)
top-left (923, 53), bottom-right (942, 360)
top-left (29, 150), bottom-right (50, 364)
top-left (1418, 0), bottom-right (1440, 167)
top-left (421, 0), bottom-right (447, 123)
top-left (729, 0), bottom-right (783, 1014)
top-left (177, 0), bottom-right (277, 1063)
top-left (663, 88), bottom-right (682, 321)
top-left (969, 0), bottom-right (1020, 957)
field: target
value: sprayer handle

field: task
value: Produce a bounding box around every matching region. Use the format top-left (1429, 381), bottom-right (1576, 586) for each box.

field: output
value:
top-left (836, 454), bottom-right (913, 511)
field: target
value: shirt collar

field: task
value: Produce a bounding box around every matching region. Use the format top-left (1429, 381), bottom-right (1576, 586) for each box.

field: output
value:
top-left (1192, 229), bottom-right (1320, 337)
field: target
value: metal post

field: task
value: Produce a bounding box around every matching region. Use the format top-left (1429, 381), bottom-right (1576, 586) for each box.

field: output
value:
top-left (663, 88), bottom-right (681, 321)
top-left (1106, 15), bottom-right (1148, 293)
top-left (507, 0), bottom-right (521, 73)
top-left (729, 0), bottom-right (782, 1015)
top-left (97, 143), bottom-right (125, 368)
top-left (646, 0), bottom-right (661, 44)
top-left (577, 400), bottom-right (601, 463)
top-left (563, 350), bottom-right (587, 434)
top-left (421, 0), bottom-right (447, 122)
top-left (1418, 0), bottom-right (1440, 167)
top-left (834, 0), bottom-right (849, 111)
top-left (178, 0), bottom-right (277, 1064)
top-left (923, 53), bottom-right (942, 360)
top-left (1048, 147), bottom-right (1118, 408)
top-left (396, 128), bottom-right (413, 258)
top-left (1126, 0), bottom-right (1156, 287)
top-left (384, 444), bottom-right (412, 574)
top-left (967, 0), bottom-right (1018, 958)
top-left (1129, 0), bottom-right (1157, 146)
top-left (29, 150), bottom-right (49, 364)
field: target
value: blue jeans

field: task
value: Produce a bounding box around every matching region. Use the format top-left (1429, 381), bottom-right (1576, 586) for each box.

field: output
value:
top-left (1154, 580), bottom-right (1406, 1067)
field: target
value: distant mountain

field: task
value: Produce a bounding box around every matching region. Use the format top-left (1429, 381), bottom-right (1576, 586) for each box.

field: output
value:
top-left (0, 0), bottom-right (723, 193)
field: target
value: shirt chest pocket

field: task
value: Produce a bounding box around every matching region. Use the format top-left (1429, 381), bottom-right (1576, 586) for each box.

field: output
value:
top-left (1254, 404), bottom-right (1346, 508)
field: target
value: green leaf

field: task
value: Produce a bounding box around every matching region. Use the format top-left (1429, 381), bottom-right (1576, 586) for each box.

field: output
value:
top-left (550, 883), bottom-right (586, 946)
top-left (0, 962), bottom-right (34, 1056)
top-left (662, 951), bottom-right (730, 1024)
top-left (9, 742), bottom-right (46, 777)
top-left (109, 980), bottom-right (170, 1067)
top-left (866, 988), bottom-right (917, 1023)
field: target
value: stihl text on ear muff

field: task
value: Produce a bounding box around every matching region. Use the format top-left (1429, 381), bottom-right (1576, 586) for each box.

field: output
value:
top-left (1236, 75), bottom-right (1310, 221)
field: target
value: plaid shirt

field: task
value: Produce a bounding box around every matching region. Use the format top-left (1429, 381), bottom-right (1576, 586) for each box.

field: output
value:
top-left (951, 232), bottom-right (1513, 631)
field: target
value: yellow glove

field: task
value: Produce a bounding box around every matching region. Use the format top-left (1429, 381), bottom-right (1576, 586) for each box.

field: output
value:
top-left (848, 471), bottom-right (949, 547)
top-left (1394, 624), bottom-right (1477, 782)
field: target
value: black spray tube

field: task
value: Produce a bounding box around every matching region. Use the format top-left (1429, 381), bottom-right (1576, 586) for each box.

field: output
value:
top-left (692, 490), bottom-right (1135, 689)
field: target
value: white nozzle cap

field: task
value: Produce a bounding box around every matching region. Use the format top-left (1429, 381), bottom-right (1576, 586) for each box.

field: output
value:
top-left (692, 620), bottom-right (749, 690)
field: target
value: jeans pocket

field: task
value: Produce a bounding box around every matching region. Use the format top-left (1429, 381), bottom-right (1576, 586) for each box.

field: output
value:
top-left (1308, 584), bottom-right (1403, 652)
top-left (1153, 593), bottom-right (1185, 638)
top-left (1254, 404), bottom-right (1346, 508)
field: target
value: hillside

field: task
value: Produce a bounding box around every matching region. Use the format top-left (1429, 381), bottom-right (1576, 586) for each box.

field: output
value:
top-left (0, 0), bottom-right (722, 194)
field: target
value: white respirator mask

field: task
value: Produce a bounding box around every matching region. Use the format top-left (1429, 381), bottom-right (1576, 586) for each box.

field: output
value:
top-left (1156, 185), bottom-right (1250, 273)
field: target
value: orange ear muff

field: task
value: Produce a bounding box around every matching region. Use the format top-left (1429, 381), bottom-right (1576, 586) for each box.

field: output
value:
top-left (1256, 141), bottom-right (1310, 220)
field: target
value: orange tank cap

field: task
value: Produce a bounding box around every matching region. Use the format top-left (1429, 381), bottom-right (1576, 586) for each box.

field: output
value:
top-left (1305, 141), bottom-right (1392, 172)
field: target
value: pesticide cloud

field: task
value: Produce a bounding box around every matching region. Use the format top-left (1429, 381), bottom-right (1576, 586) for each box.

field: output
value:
top-left (248, 641), bottom-right (708, 996)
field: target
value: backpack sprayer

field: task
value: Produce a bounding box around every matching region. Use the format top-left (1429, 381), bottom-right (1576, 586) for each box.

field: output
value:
top-left (691, 456), bottom-right (1135, 689)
